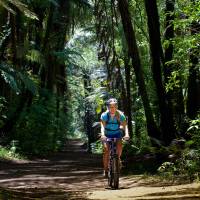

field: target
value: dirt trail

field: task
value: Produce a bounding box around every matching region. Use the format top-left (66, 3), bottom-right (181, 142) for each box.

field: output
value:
top-left (0, 139), bottom-right (200, 200)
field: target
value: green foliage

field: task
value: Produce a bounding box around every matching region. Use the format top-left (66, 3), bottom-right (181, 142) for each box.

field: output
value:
top-left (176, 149), bottom-right (200, 180)
top-left (157, 161), bottom-right (177, 178)
top-left (13, 93), bottom-right (68, 155)
top-left (90, 140), bottom-right (103, 154)
top-left (122, 142), bottom-right (140, 158)
top-left (0, 23), bottom-right (11, 47)
top-left (158, 116), bottom-right (200, 180)
top-left (26, 49), bottom-right (45, 66)
top-left (65, 29), bottom-right (105, 137)
top-left (0, 96), bottom-right (6, 128)
top-left (165, 70), bottom-right (181, 92)
top-left (0, 143), bottom-right (25, 161)
top-left (54, 48), bottom-right (84, 66)
top-left (0, 0), bottom-right (38, 19)
top-left (0, 62), bottom-right (37, 95)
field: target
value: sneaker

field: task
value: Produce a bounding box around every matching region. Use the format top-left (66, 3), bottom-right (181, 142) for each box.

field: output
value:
top-left (103, 170), bottom-right (108, 178)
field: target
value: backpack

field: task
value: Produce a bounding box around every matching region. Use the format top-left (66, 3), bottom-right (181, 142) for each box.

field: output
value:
top-left (104, 110), bottom-right (121, 131)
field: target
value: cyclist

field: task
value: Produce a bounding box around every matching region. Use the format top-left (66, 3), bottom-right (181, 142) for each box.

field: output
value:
top-left (100, 98), bottom-right (130, 177)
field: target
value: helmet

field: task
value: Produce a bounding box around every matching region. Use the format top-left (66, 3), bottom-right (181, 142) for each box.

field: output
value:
top-left (106, 98), bottom-right (118, 106)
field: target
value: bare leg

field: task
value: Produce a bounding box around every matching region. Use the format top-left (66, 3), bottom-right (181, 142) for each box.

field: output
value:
top-left (117, 140), bottom-right (122, 168)
top-left (116, 139), bottom-right (122, 158)
top-left (103, 142), bottom-right (109, 172)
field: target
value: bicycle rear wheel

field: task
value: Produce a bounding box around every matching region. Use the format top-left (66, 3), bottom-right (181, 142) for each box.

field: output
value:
top-left (112, 156), bottom-right (119, 189)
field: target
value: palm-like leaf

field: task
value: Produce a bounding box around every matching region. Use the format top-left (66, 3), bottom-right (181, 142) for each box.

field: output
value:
top-left (0, 62), bottom-right (36, 95)
top-left (26, 49), bottom-right (45, 66)
top-left (0, 0), bottom-right (38, 19)
top-left (54, 48), bottom-right (85, 65)
top-left (72, 0), bottom-right (92, 7)
top-left (1, 69), bottom-right (20, 94)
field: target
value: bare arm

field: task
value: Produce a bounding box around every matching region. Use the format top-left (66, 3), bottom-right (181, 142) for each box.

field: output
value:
top-left (121, 121), bottom-right (129, 138)
top-left (101, 120), bottom-right (106, 137)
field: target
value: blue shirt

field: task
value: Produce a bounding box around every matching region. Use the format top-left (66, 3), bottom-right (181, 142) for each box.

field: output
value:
top-left (100, 110), bottom-right (126, 137)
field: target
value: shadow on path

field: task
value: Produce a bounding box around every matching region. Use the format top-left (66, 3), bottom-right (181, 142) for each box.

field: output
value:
top-left (1, 139), bottom-right (200, 200)
top-left (0, 139), bottom-right (105, 199)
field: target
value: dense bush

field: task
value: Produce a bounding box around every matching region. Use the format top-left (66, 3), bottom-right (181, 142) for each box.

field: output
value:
top-left (158, 116), bottom-right (200, 180)
top-left (13, 93), bottom-right (69, 156)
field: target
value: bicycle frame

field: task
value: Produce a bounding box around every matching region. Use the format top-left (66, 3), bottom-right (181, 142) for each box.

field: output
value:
top-left (106, 137), bottom-right (120, 189)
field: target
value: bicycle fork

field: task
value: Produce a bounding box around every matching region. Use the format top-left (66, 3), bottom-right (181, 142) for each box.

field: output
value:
top-left (108, 139), bottom-right (120, 189)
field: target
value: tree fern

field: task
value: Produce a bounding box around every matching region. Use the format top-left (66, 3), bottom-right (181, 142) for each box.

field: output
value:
top-left (26, 49), bottom-right (45, 66)
top-left (0, 62), bottom-right (36, 95)
top-left (1, 70), bottom-right (20, 94)
top-left (18, 72), bottom-right (37, 95)
top-left (72, 0), bottom-right (92, 7)
top-left (0, 0), bottom-right (38, 19)
top-left (0, 63), bottom-right (20, 93)
top-left (54, 48), bottom-right (85, 65)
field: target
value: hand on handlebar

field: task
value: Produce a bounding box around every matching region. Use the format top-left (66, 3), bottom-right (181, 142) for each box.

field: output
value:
top-left (101, 135), bottom-right (107, 141)
top-left (123, 135), bottom-right (130, 141)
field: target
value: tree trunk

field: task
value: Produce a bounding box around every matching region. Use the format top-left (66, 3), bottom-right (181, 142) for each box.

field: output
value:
top-left (164, 0), bottom-right (185, 135)
top-left (117, 0), bottom-right (161, 143)
top-left (124, 57), bottom-right (133, 138)
top-left (187, 19), bottom-right (200, 119)
top-left (144, 0), bottom-right (176, 145)
top-left (42, 0), bottom-right (70, 96)
top-left (83, 72), bottom-right (94, 153)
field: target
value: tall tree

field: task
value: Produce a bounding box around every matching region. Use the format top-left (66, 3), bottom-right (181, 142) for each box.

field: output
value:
top-left (123, 57), bottom-right (133, 138)
top-left (117, 0), bottom-right (161, 143)
top-left (42, 1), bottom-right (70, 95)
top-left (186, 1), bottom-right (200, 119)
top-left (164, 0), bottom-right (185, 134)
top-left (144, 0), bottom-right (176, 145)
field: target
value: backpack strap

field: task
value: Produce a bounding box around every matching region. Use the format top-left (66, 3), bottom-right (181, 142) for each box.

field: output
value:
top-left (105, 111), bottom-right (120, 126)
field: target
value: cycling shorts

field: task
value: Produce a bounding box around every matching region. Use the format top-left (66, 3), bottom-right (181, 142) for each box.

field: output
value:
top-left (105, 131), bottom-right (122, 139)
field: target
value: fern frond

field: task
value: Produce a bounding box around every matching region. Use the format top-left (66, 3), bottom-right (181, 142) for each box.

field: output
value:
top-left (8, 0), bottom-right (38, 20)
top-left (0, 62), bottom-right (37, 95)
top-left (26, 49), bottom-right (45, 66)
top-left (0, 0), bottom-right (38, 20)
top-left (18, 72), bottom-right (37, 95)
top-left (72, 0), bottom-right (92, 8)
top-left (0, 0), bottom-right (15, 14)
top-left (1, 70), bottom-right (21, 94)
top-left (54, 48), bottom-right (85, 65)
top-left (0, 24), bottom-right (11, 47)
top-left (48, 0), bottom-right (59, 6)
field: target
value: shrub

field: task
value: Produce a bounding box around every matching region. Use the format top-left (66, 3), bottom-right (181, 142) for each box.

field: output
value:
top-left (14, 94), bottom-right (68, 156)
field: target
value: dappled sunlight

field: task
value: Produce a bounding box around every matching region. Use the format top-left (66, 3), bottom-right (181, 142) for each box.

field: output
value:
top-left (0, 187), bottom-right (88, 200)
top-left (0, 139), bottom-right (105, 193)
top-left (1, 139), bottom-right (200, 200)
top-left (88, 182), bottom-right (200, 200)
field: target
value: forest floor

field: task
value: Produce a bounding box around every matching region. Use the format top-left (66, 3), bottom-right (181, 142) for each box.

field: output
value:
top-left (0, 139), bottom-right (200, 200)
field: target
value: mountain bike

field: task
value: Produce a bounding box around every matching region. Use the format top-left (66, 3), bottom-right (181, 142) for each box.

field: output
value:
top-left (106, 137), bottom-right (120, 189)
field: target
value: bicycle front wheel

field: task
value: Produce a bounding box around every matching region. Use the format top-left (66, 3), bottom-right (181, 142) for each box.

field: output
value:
top-left (112, 156), bottom-right (119, 189)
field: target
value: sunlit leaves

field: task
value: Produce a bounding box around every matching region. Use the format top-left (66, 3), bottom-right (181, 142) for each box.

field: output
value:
top-left (54, 48), bottom-right (85, 66)
top-left (18, 72), bottom-right (37, 95)
top-left (26, 49), bottom-right (45, 66)
top-left (0, 96), bottom-right (7, 128)
top-left (0, 0), bottom-right (38, 20)
top-left (174, 0), bottom-right (200, 31)
top-left (0, 62), bottom-right (36, 95)
top-left (0, 63), bottom-right (21, 94)
top-left (165, 70), bottom-right (181, 92)
top-left (0, 25), bottom-right (11, 47)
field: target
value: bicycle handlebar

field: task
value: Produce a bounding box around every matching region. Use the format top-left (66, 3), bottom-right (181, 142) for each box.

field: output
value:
top-left (101, 136), bottom-right (130, 143)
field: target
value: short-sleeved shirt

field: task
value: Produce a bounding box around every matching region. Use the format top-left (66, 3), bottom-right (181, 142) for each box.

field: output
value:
top-left (100, 110), bottom-right (126, 138)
